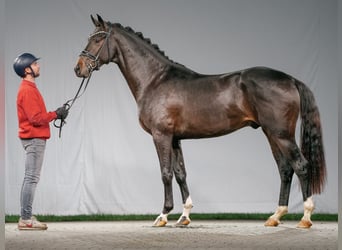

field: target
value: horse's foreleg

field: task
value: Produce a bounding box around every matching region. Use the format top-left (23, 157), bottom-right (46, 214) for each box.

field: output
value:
top-left (176, 196), bottom-right (193, 226)
top-left (152, 132), bottom-right (174, 227)
top-left (172, 140), bottom-right (193, 227)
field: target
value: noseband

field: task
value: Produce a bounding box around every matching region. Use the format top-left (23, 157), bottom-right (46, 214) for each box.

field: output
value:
top-left (80, 26), bottom-right (112, 74)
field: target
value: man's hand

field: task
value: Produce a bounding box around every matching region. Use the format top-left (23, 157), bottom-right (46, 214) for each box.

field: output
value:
top-left (56, 106), bottom-right (69, 120)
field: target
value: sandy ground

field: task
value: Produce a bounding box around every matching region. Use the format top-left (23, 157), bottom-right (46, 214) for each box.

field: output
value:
top-left (5, 220), bottom-right (337, 250)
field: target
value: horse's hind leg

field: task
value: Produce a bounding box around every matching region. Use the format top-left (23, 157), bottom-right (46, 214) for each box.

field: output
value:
top-left (264, 134), bottom-right (314, 228)
top-left (265, 145), bottom-right (294, 227)
top-left (284, 142), bottom-right (314, 228)
top-left (292, 154), bottom-right (314, 228)
top-left (172, 139), bottom-right (193, 226)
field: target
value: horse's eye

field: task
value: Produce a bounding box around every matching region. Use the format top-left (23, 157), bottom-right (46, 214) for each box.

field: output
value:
top-left (94, 36), bottom-right (105, 43)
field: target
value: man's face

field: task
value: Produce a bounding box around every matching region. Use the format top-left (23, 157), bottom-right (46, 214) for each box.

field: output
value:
top-left (25, 61), bottom-right (40, 77)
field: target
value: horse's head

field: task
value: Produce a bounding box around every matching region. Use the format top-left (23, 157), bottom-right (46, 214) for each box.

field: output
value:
top-left (74, 14), bottom-right (115, 78)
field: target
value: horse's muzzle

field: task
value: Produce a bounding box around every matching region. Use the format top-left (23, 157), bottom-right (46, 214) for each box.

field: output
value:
top-left (74, 61), bottom-right (89, 78)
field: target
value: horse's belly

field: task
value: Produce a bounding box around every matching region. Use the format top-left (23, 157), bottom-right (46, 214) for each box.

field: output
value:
top-left (173, 110), bottom-right (249, 138)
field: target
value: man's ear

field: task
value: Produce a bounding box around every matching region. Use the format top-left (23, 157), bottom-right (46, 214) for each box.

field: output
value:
top-left (24, 67), bottom-right (31, 75)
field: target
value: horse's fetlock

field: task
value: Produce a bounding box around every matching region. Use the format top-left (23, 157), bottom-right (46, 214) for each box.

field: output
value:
top-left (163, 205), bottom-right (173, 213)
top-left (304, 197), bottom-right (314, 210)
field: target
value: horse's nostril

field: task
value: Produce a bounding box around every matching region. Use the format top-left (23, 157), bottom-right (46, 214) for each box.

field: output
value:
top-left (74, 65), bottom-right (80, 74)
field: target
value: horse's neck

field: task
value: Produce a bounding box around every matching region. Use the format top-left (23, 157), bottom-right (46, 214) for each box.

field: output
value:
top-left (114, 30), bottom-right (171, 101)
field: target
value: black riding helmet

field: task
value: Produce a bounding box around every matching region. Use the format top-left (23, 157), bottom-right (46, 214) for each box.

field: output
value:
top-left (13, 53), bottom-right (40, 77)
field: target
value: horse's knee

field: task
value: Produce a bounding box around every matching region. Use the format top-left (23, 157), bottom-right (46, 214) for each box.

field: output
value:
top-left (175, 171), bottom-right (186, 184)
top-left (173, 161), bottom-right (187, 184)
top-left (161, 172), bottom-right (173, 185)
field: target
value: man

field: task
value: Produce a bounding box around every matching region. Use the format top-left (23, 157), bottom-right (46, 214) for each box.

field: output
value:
top-left (13, 53), bottom-right (68, 230)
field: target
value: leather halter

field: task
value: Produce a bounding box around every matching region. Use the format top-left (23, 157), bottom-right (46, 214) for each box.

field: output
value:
top-left (80, 27), bottom-right (112, 74)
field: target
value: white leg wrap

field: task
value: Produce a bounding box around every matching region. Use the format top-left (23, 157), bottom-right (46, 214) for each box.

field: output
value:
top-left (302, 196), bottom-right (314, 221)
top-left (181, 196), bottom-right (193, 218)
top-left (176, 197), bottom-right (193, 226)
top-left (265, 205), bottom-right (288, 227)
top-left (270, 206), bottom-right (288, 221)
top-left (153, 213), bottom-right (168, 227)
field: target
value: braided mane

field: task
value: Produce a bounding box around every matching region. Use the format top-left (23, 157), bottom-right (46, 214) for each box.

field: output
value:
top-left (110, 22), bottom-right (183, 66)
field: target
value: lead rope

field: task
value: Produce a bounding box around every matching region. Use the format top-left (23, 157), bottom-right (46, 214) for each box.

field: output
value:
top-left (53, 73), bottom-right (93, 138)
top-left (55, 26), bottom-right (112, 138)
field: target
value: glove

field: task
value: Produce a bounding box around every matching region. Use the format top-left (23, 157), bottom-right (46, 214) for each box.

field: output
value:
top-left (55, 106), bottom-right (69, 120)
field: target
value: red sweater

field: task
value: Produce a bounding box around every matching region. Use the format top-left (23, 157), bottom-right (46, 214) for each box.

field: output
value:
top-left (16, 80), bottom-right (57, 139)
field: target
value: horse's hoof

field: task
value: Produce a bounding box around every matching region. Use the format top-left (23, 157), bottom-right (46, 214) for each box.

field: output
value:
top-left (175, 216), bottom-right (191, 227)
top-left (152, 217), bottom-right (167, 227)
top-left (264, 218), bottom-right (280, 227)
top-left (297, 219), bottom-right (312, 229)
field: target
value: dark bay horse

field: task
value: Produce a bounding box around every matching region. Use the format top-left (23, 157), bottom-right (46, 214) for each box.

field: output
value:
top-left (74, 15), bottom-right (326, 228)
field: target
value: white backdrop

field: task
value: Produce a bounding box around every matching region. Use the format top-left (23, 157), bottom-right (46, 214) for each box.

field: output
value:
top-left (5, 0), bottom-right (338, 215)
top-left (1, 0), bottom-right (5, 247)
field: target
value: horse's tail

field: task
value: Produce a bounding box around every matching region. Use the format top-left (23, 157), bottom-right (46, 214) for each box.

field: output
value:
top-left (294, 80), bottom-right (326, 194)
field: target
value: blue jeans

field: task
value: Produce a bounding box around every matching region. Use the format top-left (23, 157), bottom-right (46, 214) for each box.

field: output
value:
top-left (20, 138), bottom-right (46, 220)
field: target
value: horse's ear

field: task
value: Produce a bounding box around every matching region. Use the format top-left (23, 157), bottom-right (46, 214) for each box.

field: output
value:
top-left (91, 14), bottom-right (100, 27)
top-left (91, 14), bottom-right (106, 28)
top-left (97, 14), bottom-right (105, 27)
